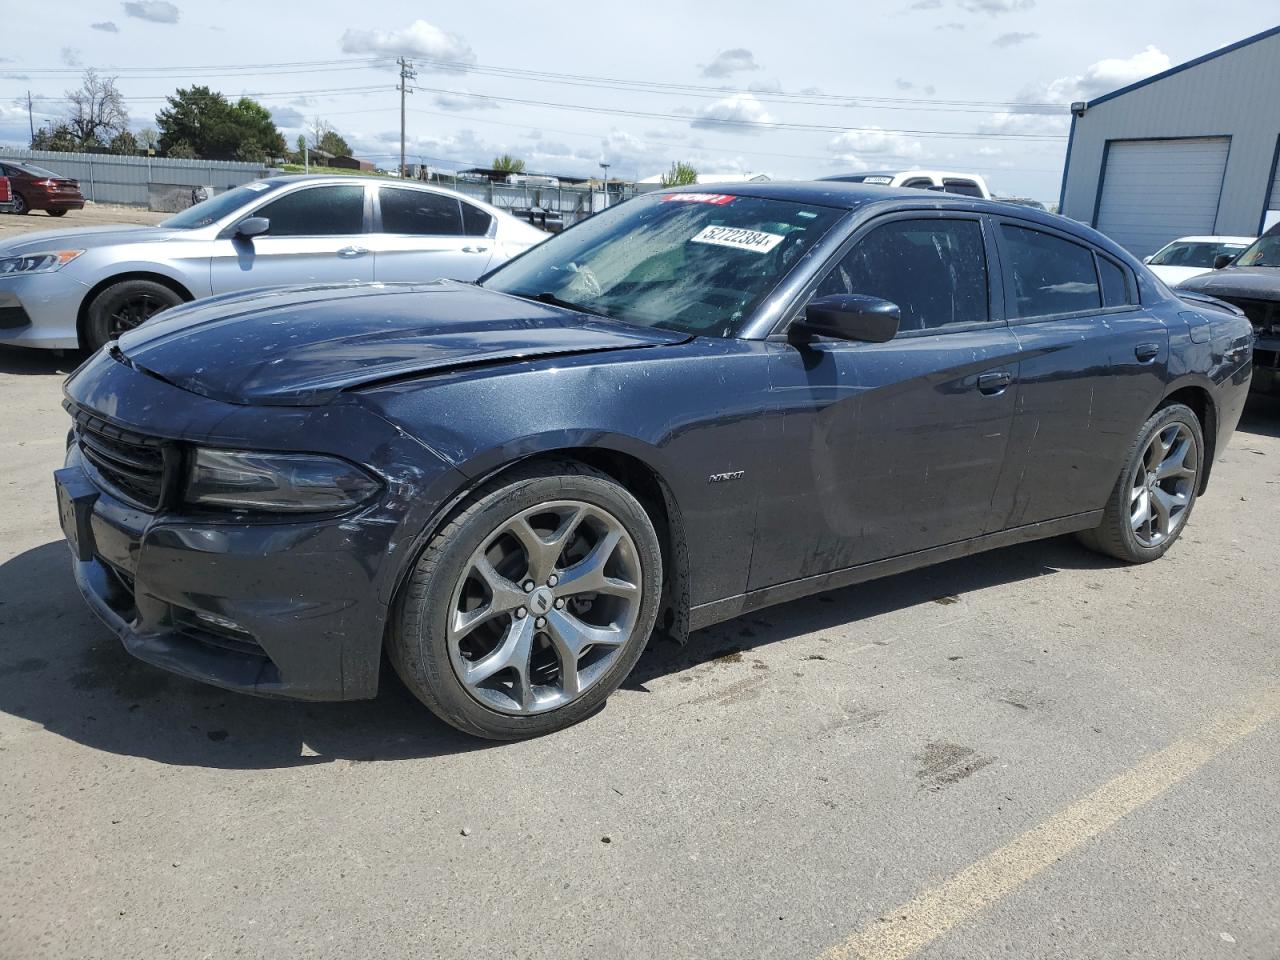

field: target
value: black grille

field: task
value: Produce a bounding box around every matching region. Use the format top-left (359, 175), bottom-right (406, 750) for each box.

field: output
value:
top-left (1219, 297), bottom-right (1279, 335)
top-left (70, 406), bottom-right (168, 510)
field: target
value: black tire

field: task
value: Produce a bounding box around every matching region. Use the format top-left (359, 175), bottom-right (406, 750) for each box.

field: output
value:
top-left (9, 192), bottom-right (27, 215)
top-left (389, 460), bottom-right (664, 739)
top-left (47, 209), bottom-right (68, 217)
top-left (1077, 402), bottom-right (1203, 563)
top-left (83, 279), bottom-right (184, 352)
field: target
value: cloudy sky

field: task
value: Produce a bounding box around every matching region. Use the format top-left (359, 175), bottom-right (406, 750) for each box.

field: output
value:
top-left (2, 0), bottom-right (1276, 201)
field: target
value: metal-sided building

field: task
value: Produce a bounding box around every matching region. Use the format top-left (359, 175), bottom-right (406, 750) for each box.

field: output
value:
top-left (1059, 26), bottom-right (1280, 257)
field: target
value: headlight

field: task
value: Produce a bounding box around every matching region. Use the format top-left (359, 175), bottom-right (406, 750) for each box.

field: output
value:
top-left (0, 250), bottom-right (85, 276)
top-left (185, 448), bottom-right (382, 514)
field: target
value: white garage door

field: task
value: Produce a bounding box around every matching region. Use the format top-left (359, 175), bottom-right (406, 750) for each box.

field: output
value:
top-left (1094, 137), bottom-right (1231, 257)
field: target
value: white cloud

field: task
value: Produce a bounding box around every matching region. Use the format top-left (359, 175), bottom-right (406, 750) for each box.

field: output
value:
top-left (122, 1), bottom-right (180, 24)
top-left (958, 0), bottom-right (1034, 14)
top-left (1043, 44), bottom-right (1170, 102)
top-left (993, 31), bottom-right (1037, 47)
top-left (748, 78), bottom-right (783, 94)
top-left (269, 106), bottom-right (306, 129)
top-left (433, 90), bottom-right (499, 111)
top-left (690, 93), bottom-right (774, 134)
top-left (60, 47), bottom-right (82, 67)
top-left (907, 0), bottom-right (943, 9)
top-left (828, 127), bottom-right (925, 169)
top-left (91, 21), bottom-right (119, 32)
top-left (700, 48), bottom-right (760, 78)
top-left (341, 20), bottom-right (475, 69)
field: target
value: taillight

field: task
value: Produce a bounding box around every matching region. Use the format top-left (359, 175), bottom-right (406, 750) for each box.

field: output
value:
top-left (38, 179), bottom-right (57, 188)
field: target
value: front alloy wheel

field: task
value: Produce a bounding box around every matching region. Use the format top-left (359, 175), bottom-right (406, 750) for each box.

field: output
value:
top-left (390, 460), bottom-right (662, 739)
top-left (448, 501), bottom-right (643, 715)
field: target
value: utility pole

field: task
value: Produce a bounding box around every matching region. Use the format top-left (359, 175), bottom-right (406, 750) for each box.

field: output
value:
top-left (599, 161), bottom-right (611, 211)
top-left (26, 91), bottom-right (34, 142)
top-left (397, 57), bottom-right (416, 179)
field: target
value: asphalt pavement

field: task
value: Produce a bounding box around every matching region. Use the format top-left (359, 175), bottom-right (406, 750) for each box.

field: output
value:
top-left (1, 301), bottom-right (1278, 960)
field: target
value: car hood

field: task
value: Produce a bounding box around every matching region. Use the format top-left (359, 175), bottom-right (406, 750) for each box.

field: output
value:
top-left (1176, 267), bottom-right (1280, 299)
top-left (1149, 265), bottom-right (1210, 285)
top-left (115, 280), bottom-right (690, 406)
top-left (1, 224), bottom-right (179, 256)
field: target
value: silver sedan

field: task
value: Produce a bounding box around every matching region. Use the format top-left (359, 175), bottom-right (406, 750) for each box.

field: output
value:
top-left (0, 175), bottom-right (548, 351)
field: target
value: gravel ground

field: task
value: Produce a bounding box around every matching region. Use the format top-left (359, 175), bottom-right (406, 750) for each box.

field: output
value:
top-left (0, 204), bottom-right (169, 242)
top-left (1, 346), bottom-right (1278, 960)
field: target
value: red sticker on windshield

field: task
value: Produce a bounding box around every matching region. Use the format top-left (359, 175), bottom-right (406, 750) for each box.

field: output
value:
top-left (661, 193), bottom-right (735, 205)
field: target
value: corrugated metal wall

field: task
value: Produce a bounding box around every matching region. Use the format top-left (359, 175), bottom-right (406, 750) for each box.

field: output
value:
top-left (1060, 28), bottom-right (1280, 248)
top-left (0, 148), bottom-right (271, 206)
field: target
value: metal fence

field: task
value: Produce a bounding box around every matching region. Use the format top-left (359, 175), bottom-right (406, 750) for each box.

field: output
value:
top-left (0, 147), bottom-right (272, 207)
top-left (441, 178), bottom-right (637, 227)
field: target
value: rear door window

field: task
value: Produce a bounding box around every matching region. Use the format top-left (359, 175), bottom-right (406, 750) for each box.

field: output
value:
top-left (461, 202), bottom-right (494, 237)
top-left (1098, 256), bottom-right (1132, 307)
top-left (380, 188), bottom-right (463, 236)
top-left (1000, 224), bottom-right (1101, 318)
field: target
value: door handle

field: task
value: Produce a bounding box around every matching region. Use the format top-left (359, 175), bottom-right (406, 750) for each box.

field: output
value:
top-left (462, 245), bottom-right (489, 254)
top-left (337, 246), bottom-right (368, 258)
top-left (1134, 342), bottom-right (1160, 363)
top-left (977, 371), bottom-right (1012, 395)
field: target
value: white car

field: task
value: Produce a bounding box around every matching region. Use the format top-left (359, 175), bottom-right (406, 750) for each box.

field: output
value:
top-left (819, 169), bottom-right (992, 199)
top-left (1143, 235), bottom-right (1254, 286)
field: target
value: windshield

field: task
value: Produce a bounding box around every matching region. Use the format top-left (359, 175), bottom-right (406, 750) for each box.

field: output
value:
top-left (1235, 235), bottom-right (1280, 268)
top-left (1149, 240), bottom-right (1248, 267)
top-left (482, 192), bottom-right (844, 337)
top-left (160, 181), bottom-right (284, 229)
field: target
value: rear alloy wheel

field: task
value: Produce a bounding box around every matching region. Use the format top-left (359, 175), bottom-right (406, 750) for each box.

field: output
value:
top-left (84, 279), bottom-right (184, 351)
top-left (1078, 403), bottom-right (1202, 563)
top-left (390, 461), bottom-right (663, 739)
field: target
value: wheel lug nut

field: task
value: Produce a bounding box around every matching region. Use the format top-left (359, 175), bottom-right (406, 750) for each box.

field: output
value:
top-left (515, 607), bottom-right (527, 619)
top-left (554, 598), bottom-right (565, 609)
top-left (547, 574), bottom-right (559, 587)
top-left (535, 617), bottom-right (546, 628)
top-left (522, 580), bottom-right (534, 593)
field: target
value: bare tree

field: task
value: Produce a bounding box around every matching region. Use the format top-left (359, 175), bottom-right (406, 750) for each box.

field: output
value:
top-left (66, 69), bottom-right (129, 146)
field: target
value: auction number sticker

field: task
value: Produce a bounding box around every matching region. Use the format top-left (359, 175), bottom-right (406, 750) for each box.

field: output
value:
top-left (690, 224), bottom-right (785, 254)
top-left (661, 193), bottom-right (736, 205)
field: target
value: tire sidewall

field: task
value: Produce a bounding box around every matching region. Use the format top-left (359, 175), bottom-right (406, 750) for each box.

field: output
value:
top-left (85, 280), bottom-right (182, 351)
top-left (398, 469), bottom-right (664, 739)
top-left (10, 192), bottom-right (27, 215)
top-left (1116, 403), bottom-right (1203, 561)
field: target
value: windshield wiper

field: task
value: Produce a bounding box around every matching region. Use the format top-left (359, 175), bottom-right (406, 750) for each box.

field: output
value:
top-left (513, 290), bottom-right (615, 320)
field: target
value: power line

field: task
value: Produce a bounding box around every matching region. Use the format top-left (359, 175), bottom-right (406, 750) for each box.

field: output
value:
top-left (409, 85), bottom-right (1067, 141)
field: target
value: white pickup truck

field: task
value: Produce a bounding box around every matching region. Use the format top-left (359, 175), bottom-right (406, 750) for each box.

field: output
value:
top-left (819, 169), bottom-right (992, 199)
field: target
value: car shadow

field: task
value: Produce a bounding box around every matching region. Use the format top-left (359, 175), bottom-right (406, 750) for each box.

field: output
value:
top-left (0, 346), bottom-right (85, 376)
top-left (1237, 393), bottom-right (1280, 439)
top-left (0, 534), bottom-right (1118, 769)
top-left (625, 534), bottom-right (1118, 689)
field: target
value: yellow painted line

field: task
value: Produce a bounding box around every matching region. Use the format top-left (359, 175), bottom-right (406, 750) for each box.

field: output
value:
top-left (819, 684), bottom-right (1280, 960)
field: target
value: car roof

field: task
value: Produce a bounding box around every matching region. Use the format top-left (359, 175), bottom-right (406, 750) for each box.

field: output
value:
top-left (1162, 235), bottom-right (1255, 245)
top-left (818, 169), bottom-right (987, 183)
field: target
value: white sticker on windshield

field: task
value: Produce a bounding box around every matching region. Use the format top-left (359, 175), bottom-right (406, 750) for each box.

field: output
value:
top-left (690, 224), bottom-right (785, 255)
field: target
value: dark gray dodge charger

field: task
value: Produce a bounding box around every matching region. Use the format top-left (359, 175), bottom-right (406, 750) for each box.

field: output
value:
top-left (56, 182), bottom-right (1255, 738)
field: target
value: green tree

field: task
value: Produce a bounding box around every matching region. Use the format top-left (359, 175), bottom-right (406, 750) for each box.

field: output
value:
top-left (30, 122), bottom-right (80, 152)
top-left (109, 129), bottom-right (139, 155)
top-left (155, 85), bottom-right (285, 161)
top-left (492, 154), bottom-right (525, 174)
top-left (660, 161), bottom-right (699, 186)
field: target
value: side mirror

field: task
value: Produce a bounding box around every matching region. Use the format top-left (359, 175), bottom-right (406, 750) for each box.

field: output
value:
top-left (1212, 253), bottom-right (1233, 270)
top-left (1142, 255), bottom-right (1153, 264)
top-left (235, 216), bottom-right (270, 238)
top-left (791, 294), bottom-right (900, 344)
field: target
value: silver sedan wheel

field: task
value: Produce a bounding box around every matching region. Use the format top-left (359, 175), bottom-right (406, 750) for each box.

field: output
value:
top-left (1130, 422), bottom-right (1197, 547)
top-left (446, 500), bottom-right (643, 715)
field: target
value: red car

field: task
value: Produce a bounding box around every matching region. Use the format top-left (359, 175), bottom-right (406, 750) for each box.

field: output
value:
top-left (0, 160), bottom-right (85, 216)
